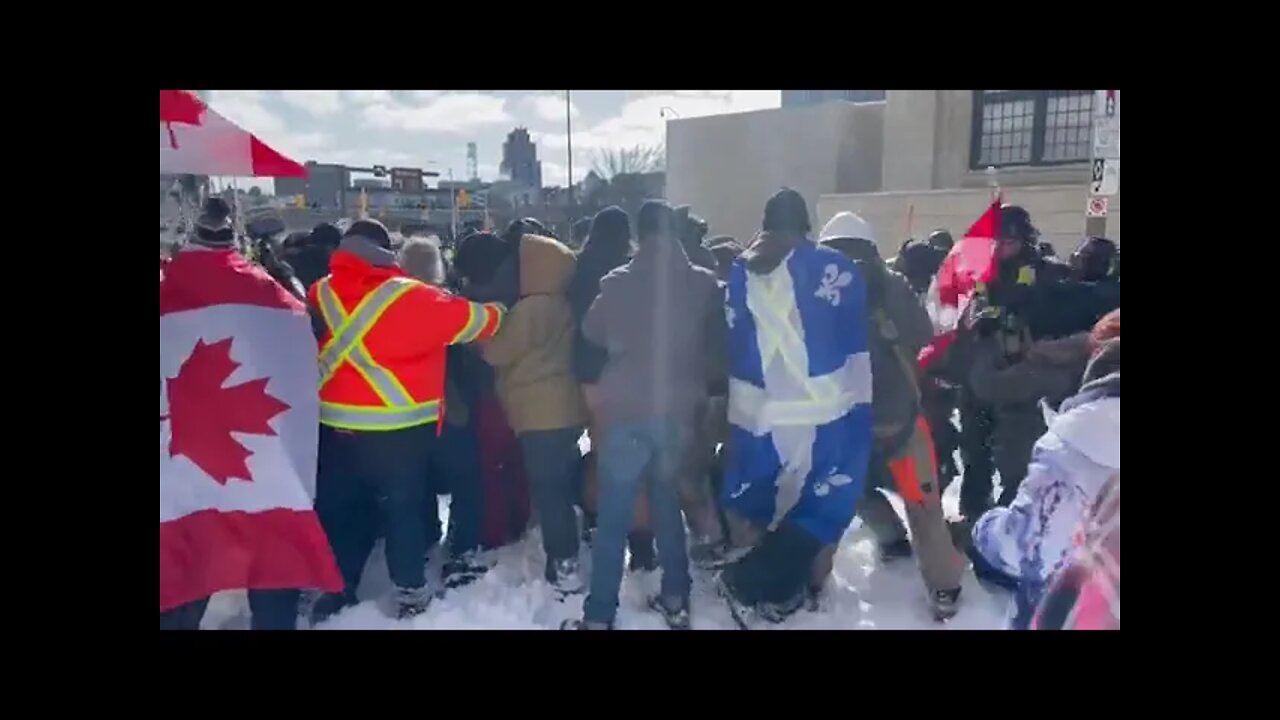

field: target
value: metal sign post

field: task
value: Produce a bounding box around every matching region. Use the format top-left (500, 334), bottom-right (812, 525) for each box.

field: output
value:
top-left (1086, 90), bottom-right (1120, 238)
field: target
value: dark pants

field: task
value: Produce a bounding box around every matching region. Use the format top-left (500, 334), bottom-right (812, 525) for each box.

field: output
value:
top-left (159, 590), bottom-right (301, 630)
top-left (991, 405), bottom-right (1044, 507)
top-left (475, 394), bottom-right (530, 548)
top-left (316, 423), bottom-right (437, 598)
top-left (921, 382), bottom-right (959, 494)
top-left (433, 420), bottom-right (484, 557)
top-left (958, 387), bottom-right (995, 518)
top-left (519, 426), bottom-right (584, 564)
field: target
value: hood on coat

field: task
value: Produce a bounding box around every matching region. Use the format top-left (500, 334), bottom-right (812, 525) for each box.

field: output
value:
top-left (519, 233), bottom-right (576, 296)
top-left (819, 211), bottom-right (877, 245)
top-left (741, 231), bottom-right (810, 275)
top-left (1049, 392), bottom-right (1119, 470)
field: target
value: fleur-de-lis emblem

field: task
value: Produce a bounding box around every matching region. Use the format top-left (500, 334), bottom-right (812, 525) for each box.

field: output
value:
top-left (813, 473), bottom-right (854, 497)
top-left (726, 305), bottom-right (737, 329)
top-left (815, 264), bottom-right (853, 306)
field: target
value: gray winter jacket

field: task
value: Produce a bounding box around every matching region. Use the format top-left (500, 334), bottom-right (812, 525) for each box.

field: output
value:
top-left (818, 214), bottom-right (933, 457)
top-left (583, 232), bottom-right (725, 425)
top-left (867, 270), bottom-right (935, 452)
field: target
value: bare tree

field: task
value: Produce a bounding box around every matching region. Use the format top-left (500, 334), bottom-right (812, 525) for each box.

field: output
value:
top-left (591, 144), bottom-right (665, 179)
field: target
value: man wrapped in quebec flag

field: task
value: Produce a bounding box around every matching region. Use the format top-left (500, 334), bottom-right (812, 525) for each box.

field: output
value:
top-left (717, 189), bottom-right (873, 625)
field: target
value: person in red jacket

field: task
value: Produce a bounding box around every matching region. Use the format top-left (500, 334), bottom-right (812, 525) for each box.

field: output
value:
top-left (310, 220), bottom-right (504, 621)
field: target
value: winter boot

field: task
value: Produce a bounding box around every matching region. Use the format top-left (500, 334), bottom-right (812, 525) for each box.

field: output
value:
top-left (394, 585), bottom-right (432, 620)
top-left (647, 595), bottom-right (692, 631)
top-left (720, 520), bottom-right (823, 623)
top-left (757, 591), bottom-right (808, 624)
top-left (880, 538), bottom-right (914, 563)
top-left (691, 540), bottom-right (738, 569)
top-left (628, 530), bottom-right (658, 573)
top-left (443, 554), bottom-right (490, 590)
top-left (546, 557), bottom-right (585, 595)
top-left (966, 544), bottom-right (1020, 592)
top-left (560, 618), bottom-right (612, 630)
top-left (310, 591), bottom-right (355, 625)
top-left (929, 588), bottom-right (962, 622)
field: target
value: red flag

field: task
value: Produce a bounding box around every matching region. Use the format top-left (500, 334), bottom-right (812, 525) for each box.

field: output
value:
top-left (159, 90), bottom-right (208, 125)
top-left (159, 90), bottom-right (308, 178)
top-left (918, 198), bottom-right (1001, 369)
top-left (160, 250), bottom-right (341, 612)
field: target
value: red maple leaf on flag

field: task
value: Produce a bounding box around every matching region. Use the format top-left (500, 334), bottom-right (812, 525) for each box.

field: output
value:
top-left (162, 337), bottom-right (290, 485)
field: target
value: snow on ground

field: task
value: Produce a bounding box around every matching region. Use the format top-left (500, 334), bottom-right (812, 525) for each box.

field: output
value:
top-left (201, 474), bottom-right (1013, 631)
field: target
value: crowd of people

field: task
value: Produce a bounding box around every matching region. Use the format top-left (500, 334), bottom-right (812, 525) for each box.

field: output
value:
top-left (160, 188), bottom-right (1120, 631)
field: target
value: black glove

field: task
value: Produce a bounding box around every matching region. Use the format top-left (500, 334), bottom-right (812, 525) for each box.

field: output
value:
top-left (258, 241), bottom-right (305, 300)
top-left (964, 296), bottom-right (1001, 338)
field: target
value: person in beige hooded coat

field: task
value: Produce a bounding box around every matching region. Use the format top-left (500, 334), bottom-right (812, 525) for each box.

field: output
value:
top-left (482, 234), bottom-right (589, 592)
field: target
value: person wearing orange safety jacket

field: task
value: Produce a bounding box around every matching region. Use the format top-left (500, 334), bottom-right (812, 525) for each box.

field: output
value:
top-left (309, 220), bottom-right (504, 621)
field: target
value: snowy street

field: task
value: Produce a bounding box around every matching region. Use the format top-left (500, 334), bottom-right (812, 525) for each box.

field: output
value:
top-left (202, 481), bottom-right (1010, 631)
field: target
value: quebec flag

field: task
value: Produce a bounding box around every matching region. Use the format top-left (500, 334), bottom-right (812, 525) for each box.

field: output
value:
top-left (721, 241), bottom-right (873, 545)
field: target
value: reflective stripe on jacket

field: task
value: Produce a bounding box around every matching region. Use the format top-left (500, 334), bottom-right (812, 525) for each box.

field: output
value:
top-left (311, 250), bottom-right (504, 431)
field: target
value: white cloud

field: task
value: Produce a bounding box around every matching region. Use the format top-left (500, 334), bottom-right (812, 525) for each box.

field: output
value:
top-left (208, 90), bottom-right (285, 135)
top-left (274, 131), bottom-right (332, 162)
top-left (345, 90), bottom-right (392, 105)
top-left (316, 147), bottom-right (418, 167)
top-left (523, 93), bottom-right (579, 123)
top-left (541, 161), bottom-right (569, 187)
top-left (279, 90), bottom-right (343, 116)
top-left (539, 91), bottom-right (780, 153)
top-left (362, 92), bottom-right (513, 134)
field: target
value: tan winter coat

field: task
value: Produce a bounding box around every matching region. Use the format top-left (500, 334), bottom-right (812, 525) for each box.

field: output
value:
top-left (482, 234), bottom-right (587, 434)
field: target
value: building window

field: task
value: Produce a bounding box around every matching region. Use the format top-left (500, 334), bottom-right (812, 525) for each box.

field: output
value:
top-left (971, 90), bottom-right (1094, 168)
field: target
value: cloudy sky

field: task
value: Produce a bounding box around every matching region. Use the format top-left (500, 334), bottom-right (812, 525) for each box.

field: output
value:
top-left (208, 90), bottom-right (780, 192)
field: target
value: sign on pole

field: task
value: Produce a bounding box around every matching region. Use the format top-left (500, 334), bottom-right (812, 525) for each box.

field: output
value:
top-left (1090, 90), bottom-right (1121, 197)
top-left (1086, 90), bottom-right (1120, 236)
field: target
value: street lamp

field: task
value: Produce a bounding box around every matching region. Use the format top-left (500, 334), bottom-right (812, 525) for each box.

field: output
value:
top-left (659, 106), bottom-right (681, 119)
top-left (566, 90), bottom-right (574, 213)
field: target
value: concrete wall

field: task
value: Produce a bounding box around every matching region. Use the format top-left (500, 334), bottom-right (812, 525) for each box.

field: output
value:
top-left (666, 102), bottom-right (884, 246)
top-left (883, 90), bottom-right (1109, 193)
top-left (817, 185), bottom-right (1121, 260)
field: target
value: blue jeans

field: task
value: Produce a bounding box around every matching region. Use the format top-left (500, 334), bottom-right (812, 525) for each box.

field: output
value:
top-left (584, 417), bottom-right (691, 625)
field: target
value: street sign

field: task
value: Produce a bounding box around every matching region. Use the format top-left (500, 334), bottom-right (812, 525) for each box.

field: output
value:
top-left (1092, 90), bottom-right (1120, 161)
top-left (1086, 196), bottom-right (1109, 218)
top-left (1090, 157), bottom-right (1120, 196)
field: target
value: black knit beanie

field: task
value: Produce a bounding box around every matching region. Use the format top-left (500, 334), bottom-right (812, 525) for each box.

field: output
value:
top-left (192, 198), bottom-right (235, 249)
top-left (344, 219), bottom-right (392, 249)
top-left (762, 188), bottom-right (811, 235)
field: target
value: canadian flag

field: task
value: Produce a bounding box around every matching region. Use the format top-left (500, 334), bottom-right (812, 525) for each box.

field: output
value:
top-left (918, 198), bottom-right (1001, 369)
top-left (160, 248), bottom-right (341, 612)
top-left (160, 90), bottom-right (307, 178)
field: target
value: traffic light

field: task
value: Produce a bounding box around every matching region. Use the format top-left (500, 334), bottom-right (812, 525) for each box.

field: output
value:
top-left (457, 189), bottom-right (470, 209)
top-left (372, 165), bottom-right (387, 178)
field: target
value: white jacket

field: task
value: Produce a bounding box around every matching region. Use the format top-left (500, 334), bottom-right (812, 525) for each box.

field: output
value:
top-left (972, 377), bottom-right (1120, 624)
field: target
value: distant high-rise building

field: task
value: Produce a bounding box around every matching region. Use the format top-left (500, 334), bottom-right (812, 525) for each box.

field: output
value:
top-left (501, 127), bottom-right (542, 189)
top-left (782, 90), bottom-right (885, 108)
top-left (467, 142), bottom-right (479, 181)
